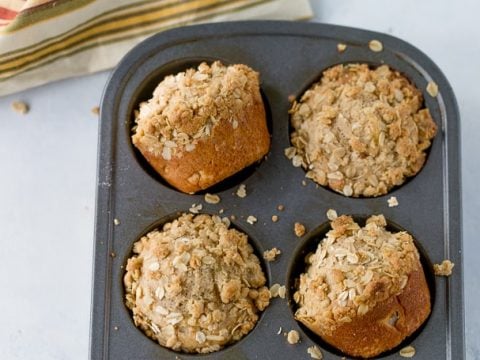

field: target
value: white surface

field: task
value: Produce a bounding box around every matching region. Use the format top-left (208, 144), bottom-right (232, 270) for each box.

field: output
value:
top-left (0, 1), bottom-right (478, 359)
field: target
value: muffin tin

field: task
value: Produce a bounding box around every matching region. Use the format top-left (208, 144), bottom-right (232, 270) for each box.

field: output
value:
top-left (90, 21), bottom-right (463, 359)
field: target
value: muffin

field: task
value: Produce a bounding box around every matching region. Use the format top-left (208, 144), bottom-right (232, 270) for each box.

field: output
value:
top-left (288, 64), bottom-right (437, 197)
top-left (294, 215), bottom-right (431, 358)
top-left (124, 213), bottom-right (270, 353)
top-left (132, 61), bottom-right (270, 193)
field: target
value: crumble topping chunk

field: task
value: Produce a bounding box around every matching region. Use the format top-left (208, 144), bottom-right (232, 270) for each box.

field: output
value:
top-left (263, 247), bottom-right (281, 262)
top-left (286, 330), bottom-right (300, 344)
top-left (434, 259), bottom-right (454, 276)
top-left (294, 222), bottom-right (306, 237)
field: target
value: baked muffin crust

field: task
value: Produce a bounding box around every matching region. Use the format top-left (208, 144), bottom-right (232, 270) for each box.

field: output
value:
top-left (289, 64), bottom-right (437, 197)
top-left (124, 213), bottom-right (270, 353)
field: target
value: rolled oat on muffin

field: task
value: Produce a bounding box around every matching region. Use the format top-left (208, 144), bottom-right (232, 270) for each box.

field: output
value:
top-left (124, 213), bottom-right (270, 353)
top-left (289, 64), bottom-right (437, 197)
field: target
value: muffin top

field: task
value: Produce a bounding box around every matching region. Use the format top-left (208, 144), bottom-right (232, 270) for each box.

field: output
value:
top-left (288, 64), bottom-right (437, 197)
top-left (124, 213), bottom-right (270, 354)
top-left (132, 61), bottom-right (260, 161)
top-left (294, 215), bottom-right (421, 335)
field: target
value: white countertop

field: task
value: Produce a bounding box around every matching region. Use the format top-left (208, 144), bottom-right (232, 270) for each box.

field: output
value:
top-left (0, 0), bottom-right (478, 359)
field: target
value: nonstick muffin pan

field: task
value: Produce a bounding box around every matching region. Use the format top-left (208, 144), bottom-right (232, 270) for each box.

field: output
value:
top-left (90, 21), bottom-right (463, 359)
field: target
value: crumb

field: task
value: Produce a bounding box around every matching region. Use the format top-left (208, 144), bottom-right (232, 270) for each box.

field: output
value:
top-left (288, 94), bottom-right (296, 102)
top-left (277, 326), bottom-right (282, 335)
top-left (434, 259), bottom-right (454, 276)
top-left (399, 345), bottom-right (415, 357)
top-left (230, 215), bottom-right (236, 221)
top-left (91, 106), bottom-right (100, 115)
top-left (269, 284), bottom-right (286, 299)
top-left (204, 193), bottom-right (220, 204)
top-left (236, 184), bottom-right (247, 198)
top-left (284, 147), bottom-right (296, 160)
top-left (388, 196), bottom-right (399, 207)
top-left (427, 81), bottom-right (439, 97)
top-left (301, 180), bottom-right (307, 186)
top-left (113, 326), bottom-right (119, 331)
top-left (221, 216), bottom-right (231, 228)
top-left (326, 209), bottom-right (338, 220)
top-left (271, 215), bottom-right (279, 222)
top-left (307, 345), bottom-right (323, 359)
top-left (113, 218), bottom-right (120, 226)
top-left (294, 222), bottom-right (306, 237)
top-left (369, 39), bottom-right (383, 52)
top-left (110, 252), bottom-right (116, 258)
top-left (277, 204), bottom-right (285, 211)
top-left (286, 330), bottom-right (300, 344)
top-left (337, 43), bottom-right (347, 52)
top-left (269, 283), bottom-right (280, 298)
top-left (246, 215), bottom-right (257, 225)
top-left (263, 247), bottom-right (281, 262)
top-left (189, 203), bottom-right (202, 214)
top-left (219, 208), bottom-right (224, 214)
top-left (11, 101), bottom-right (29, 114)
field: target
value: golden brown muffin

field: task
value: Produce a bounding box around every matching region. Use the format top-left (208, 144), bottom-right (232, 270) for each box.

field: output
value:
top-left (124, 213), bottom-right (270, 354)
top-left (288, 64), bottom-right (437, 197)
top-left (294, 215), bottom-right (431, 358)
top-left (132, 61), bottom-right (270, 193)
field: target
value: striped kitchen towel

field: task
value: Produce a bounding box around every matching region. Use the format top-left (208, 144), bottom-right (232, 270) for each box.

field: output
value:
top-left (0, 0), bottom-right (313, 96)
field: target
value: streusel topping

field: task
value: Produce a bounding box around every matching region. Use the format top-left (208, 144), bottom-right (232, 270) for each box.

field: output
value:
top-left (289, 64), bottom-right (437, 197)
top-left (124, 213), bottom-right (269, 353)
top-left (295, 215), bottom-right (421, 334)
top-left (132, 61), bottom-right (260, 161)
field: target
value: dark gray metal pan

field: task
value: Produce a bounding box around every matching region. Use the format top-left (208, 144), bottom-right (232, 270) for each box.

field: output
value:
top-left (90, 21), bottom-right (463, 360)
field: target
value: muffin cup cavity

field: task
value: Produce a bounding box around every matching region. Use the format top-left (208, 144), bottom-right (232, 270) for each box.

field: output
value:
top-left (127, 58), bottom-right (273, 195)
top-left (287, 62), bottom-right (438, 199)
top-left (286, 215), bottom-right (436, 359)
top-left (122, 211), bottom-right (271, 355)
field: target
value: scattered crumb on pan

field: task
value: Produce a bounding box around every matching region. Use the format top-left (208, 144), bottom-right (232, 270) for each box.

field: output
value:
top-left (263, 247), bottom-right (281, 262)
top-left (388, 196), bottom-right (399, 207)
top-left (294, 222), bottom-right (306, 237)
top-left (286, 330), bottom-right (300, 344)
top-left (246, 215), bottom-right (257, 225)
top-left (369, 39), bottom-right (383, 52)
top-left (399, 345), bottom-right (416, 357)
top-left (434, 259), bottom-right (454, 276)
top-left (269, 283), bottom-right (286, 299)
top-left (307, 345), bottom-right (323, 359)
top-left (189, 203), bottom-right (202, 214)
top-left (236, 184), bottom-right (247, 198)
top-left (204, 193), bottom-right (220, 204)
top-left (427, 81), bottom-right (439, 97)
top-left (326, 209), bottom-right (338, 220)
